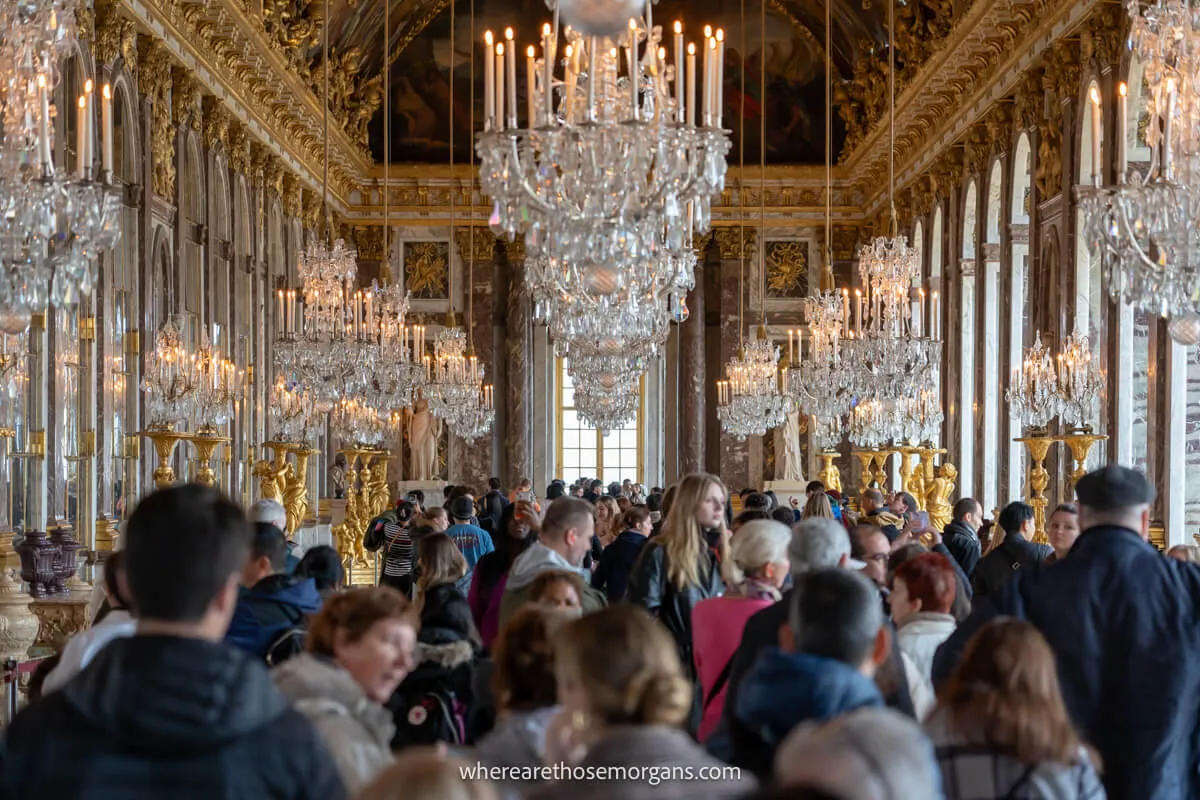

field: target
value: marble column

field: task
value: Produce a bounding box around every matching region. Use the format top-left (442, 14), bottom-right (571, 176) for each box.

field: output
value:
top-left (679, 234), bottom-right (712, 476)
top-left (502, 239), bottom-right (532, 488)
top-left (712, 228), bottom-right (756, 491)
top-left (452, 229), bottom-right (499, 493)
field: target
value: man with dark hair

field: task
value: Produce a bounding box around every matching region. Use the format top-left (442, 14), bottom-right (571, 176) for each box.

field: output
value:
top-left (479, 477), bottom-right (508, 531)
top-left (225, 522), bottom-right (322, 662)
top-left (971, 500), bottom-right (1050, 598)
top-left (584, 479), bottom-right (603, 504)
top-left (498, 496), bottom-right (605, 627)
top-left (446, 494), bottom-right (494, 596)
top-left (942, 496), bottom-right (983, 578)
top-left (850, 525), bottom-right (892, 589)
top-left (731, 568), bottom-right (889, 778)
top-left (806, 480), bottom-right (826, 498)
top-left (934, 466), bottom-right (1200, 798)
top-left (1, 485), bottom-right (345, 799)
top-left (859, 488), bottom-right (903, 531)
top-left (887, 492), bottom-right (919, 517)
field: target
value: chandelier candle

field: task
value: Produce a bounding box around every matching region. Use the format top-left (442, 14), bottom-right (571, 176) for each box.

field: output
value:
top-left (37, 75), bottom-right (51, 168)
top-left (1117, 82), bottom-right (1127, 179)
top-left (506, 28), bottom-right (517, 129)
top-left (495, 43), bottom-right (506, 130)
top-left (101, 84), bottom-right (113, 175)
top-left (1089, 86), bottom-right (1101, 186)
top-left (542, 24), bottom-right (554, 121)
top-left (484, 31), bottom-right (495, 127)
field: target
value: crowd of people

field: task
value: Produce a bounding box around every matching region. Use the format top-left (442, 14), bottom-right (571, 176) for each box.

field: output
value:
top-left (3, 463), bottom-right (1198, 799)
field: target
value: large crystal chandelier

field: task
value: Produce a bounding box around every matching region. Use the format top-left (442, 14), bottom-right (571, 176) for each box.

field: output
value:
top-left (475, 4), bottom-right (730, 351)
top-left (269, 376), bottom-right (316, 445)
top-left (575, 380), bottom-right (639, 432)
top-left (357, 283), bottom-right (425, 412)
top-left (453, 385), bottom-right (496, 443)
top-left (0, 0), bottom-right (122, 323)
top-left (1006, 331), bottom-right (1061, 433)
top-left (423, 328), bottom-right (482, 427)
top-left (1079, 0), bottom-right (1200, 329)
top-left (1056, 331), bottom-right (1104, 432)
top-left (192, 334), bottom-right (242, 432)
top-left (142, 317), bottom-right (198, 429)
top-left (848, 397), bottom-right (895, 450)
top-left (330, 396), bottom-right (386, 448)
top-left (786, 292), bottom-right (852, 421)
top-left (717, 329), bottom-right (793, 440)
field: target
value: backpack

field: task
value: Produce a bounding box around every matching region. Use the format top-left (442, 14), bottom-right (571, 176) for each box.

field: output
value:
top-left (264, 625), bottom-right (306, 666)
top-left (387, 683), bottom-right (467, 750)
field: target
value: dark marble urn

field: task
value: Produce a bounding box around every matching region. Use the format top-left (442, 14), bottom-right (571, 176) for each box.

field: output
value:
top-left (15, 530), bottom-right (60, 599)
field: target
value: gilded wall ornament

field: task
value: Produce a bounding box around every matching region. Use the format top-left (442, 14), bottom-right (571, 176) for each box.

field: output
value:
top-left (281, 173), bottom-right (303, 219)
top-left (765, 241), bottom-right (810, 298)
top-left (714, 228), bottom-right (758, 262)
top-left (403, 242), bottom-right (450, 299)
top-left (94, 0), bottom-right (137, 70)
top-left (172, 69), bottom-right (201, 132)
top-left (228, 122), bottom-right (251, 174)
top-left (301, 189), bottom-right (321, 232)
top-left (139, 37), bottom-right (176, 202)
top-left (354, 227), bottom-right (385, 262)
top-left (202, 95), bottom-right (231, 151)
top-left (454, 229), bottom-right (497, 265)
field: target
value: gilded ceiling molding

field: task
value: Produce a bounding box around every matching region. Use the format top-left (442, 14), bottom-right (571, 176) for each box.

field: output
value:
top-left (713, 228), bottom-right (758, 262)
top-left (1081, 5), bottom-right (1123, 72)
top-left (455, 229), bottom-right (497, 264)
top-left (202, 95), bottom-right (231, 151)
top-left (171, 68), bottom-right (200, 132)
top-left (138, 36), bottom-right (177, 202)
top-left (94, 0), bottom-right (137, 70)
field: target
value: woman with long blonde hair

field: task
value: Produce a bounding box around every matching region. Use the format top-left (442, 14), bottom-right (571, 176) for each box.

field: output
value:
top-left (594, 496), bottom-right (621, 549)
top-left (626, 472), bottom-right (728, 734)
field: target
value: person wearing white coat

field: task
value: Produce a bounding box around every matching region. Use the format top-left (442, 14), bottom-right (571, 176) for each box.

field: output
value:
top-left (890, 552), bottom-right (959, 720)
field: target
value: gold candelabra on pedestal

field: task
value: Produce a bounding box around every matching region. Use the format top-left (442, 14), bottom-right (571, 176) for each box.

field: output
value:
top-left (1057, 429), bottom-right (1108, 495)
top-left (1016, 431), bottom-right (1055, 544)
top-left (818, 450), bottom-right (842, 495)
top-left (331, 448), bottom-right (374, 584)
top-left (188, 426), bottom-right (230, 488)
top-left (853, 450), bottom-right (877, 499)
top-left (282, 446), bottom-right (318, 535)
top-left (253, 442), bottom-right (291, 505)
top-left (898, 446), bottom-right (919, 498)
top-left (870, 450), bottom-right (893, 491)
top-left (925, 462), bottom-right (958, 532)
top-left (141, 424), bottom-right (190, 490)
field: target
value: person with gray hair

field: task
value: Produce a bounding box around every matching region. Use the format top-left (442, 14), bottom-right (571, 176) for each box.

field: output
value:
top-left (933, 464), bottom-right (1200, 798)
top-left (705, 518), bottom-right (914, 764)
top-left (730, 568), bottom-right (889, 778)
top-left (774, 708), bottom-right (942, 799)
top-left (251, 498), bottom-right (301, 571)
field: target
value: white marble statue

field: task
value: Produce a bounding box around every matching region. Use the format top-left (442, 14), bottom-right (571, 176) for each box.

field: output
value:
top-left (409, 397), bottom-right (441, 481)
top-left (776, 408), bottom-right (806, 483)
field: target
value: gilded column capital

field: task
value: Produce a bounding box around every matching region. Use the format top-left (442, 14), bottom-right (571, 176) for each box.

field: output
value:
top-left (353, 227), bottom-right (385, 261)
top-left (201, 95), bottom-right (231, 152)
top-left (455, 229), bottom-right (497, 264)
top-left (262, 154), bottom-right (285, 198)
top-left (281, 173), bottom-right (303, 219)
top-left (984, 104), bottom-right (1014, 157)
top-left (831, 226), bottom-right (861, 262)
top-left (94, 0), bottom-right (137, 70)
top-left (1083, 5), bottom-right (1123, 72)
top-left (249, 141), bottom-right (271, 186)
top-left (714, 228), bottom-right (757, 262)
top-left (503, 238), bottom-right (526, 264)
top-left (228, 122), bottom-right (251, 175)
top-left (1012, 71), bottom-right (1042, 133)
top-left (171, 68), bottom-right (201, 132)
top-left (139, 38), bottom-right (176, 202)
top-left (301, 189), bottom-right (321, 232)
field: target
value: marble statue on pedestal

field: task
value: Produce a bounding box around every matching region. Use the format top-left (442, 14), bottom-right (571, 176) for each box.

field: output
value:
top-left (409, 398), bottom-right (441, 482)
top-left (776, 409), bottom-right (806, 483)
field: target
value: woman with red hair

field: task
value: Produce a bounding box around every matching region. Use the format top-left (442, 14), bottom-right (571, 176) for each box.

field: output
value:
top-left (891, 551), bottom-right (958, 720)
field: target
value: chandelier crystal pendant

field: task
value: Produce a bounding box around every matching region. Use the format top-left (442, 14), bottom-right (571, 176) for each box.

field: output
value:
top-left (330, 396), bottom-right (386, 448)
top-left (142, 317), bottom-right (199, 429)
top-left (269, 376), bottom-right (316, 445)
top-left (423, 328), bottom-right (484, 429)
top-left (717, 329), bottom-right (793, 441)
top-left (192, 335), bottom-right (243, 431)
top-left (786, 292), bottom-right (853, 422)
top-left (1006, 331), bottom-right (1061, 433)
top-left (475, 5), bottom-right (730, 350)
top-left (0, 0), bottom-right (122, 323)
top-left (575, 379), bottom-right (639, 432)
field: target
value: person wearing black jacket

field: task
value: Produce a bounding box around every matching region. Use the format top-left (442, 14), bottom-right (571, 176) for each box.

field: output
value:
top-left (942, 497), bottom-right (984, 578)
top-left (626, 473), bottom-right (728, 733)
top-left (592, 506), bottom-right (652, 602)
top-left (1, 485), bottom-right (345, 800)
top-left (972, 501), bottom-right (1050, 599)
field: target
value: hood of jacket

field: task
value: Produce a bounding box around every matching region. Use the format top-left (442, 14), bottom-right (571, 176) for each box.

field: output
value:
top-left (247, 573), bottom-right (323, 613)
top-left (271, 652), bottom-right (395, 747)
top-left (62, 635), bottom-right (292, 754)
top-left (476, 705), bottom-right (560, 767)
top-left (736, 648), bottom-right (882, 745)
top-left (506, 541), bottom-right (588, 591)
top-left (898, 612), bottom-right (957, 639)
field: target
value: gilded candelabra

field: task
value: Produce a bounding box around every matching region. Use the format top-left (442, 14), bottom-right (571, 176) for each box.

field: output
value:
top-left (367, 451), bottom-right (391, 519)
top-left (141, 424), bottom-right (190, 490)
top-left (818, 450), bottom-right (842, 495)
top-left (898, 446), bottom-right (919, 499)
top-left (282, 446), bottom-right (318, 535)
top-left (1016, 431), bottom-right (1055, 543)
top-left (914, 445), bottom-right (945, 512)
top-left (253, 442), bottom-right (292, 504)
top-left (1057, 430), bottom-right (1108, 495)
top-left (188, 426), bottom-right (229, 487)
top-left (870, 450), bottom-right (893, 492)
top-left (331, 449), bottom-right (373, 583)
top-left (853, 450), bottom-right (877, 498)
top-left (925, 462), bottom-right (958, 532)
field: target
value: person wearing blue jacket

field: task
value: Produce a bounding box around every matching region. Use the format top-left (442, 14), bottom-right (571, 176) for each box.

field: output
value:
top-left (591, 505), bottom-right (652, 602)
top-left (226, 522), bottom-right (322, 662)
top-left (731, 567), bottom-right (889, 779)
top-left (933, 465), bottom-right (1200, 800)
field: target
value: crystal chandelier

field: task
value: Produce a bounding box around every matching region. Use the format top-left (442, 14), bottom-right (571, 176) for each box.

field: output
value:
top-left (0, 1), bottom-right (122, 323)
top-left (1056, 330), bottom-right (1104, 432)
top-left (475, 7), bottom-right (729, 349)
top-left (453, 385), bottom-right (496, 443)
top-left (141, 317), bottom-right (199, 429)
top-left (192, 335), bottom-right (242, 432)
top-left (1078, 0), bottom-right (1200, 328)
top-left (269, 375), bottom-right (315, 445)
top-left (423, 328), bottom-right (485, 430)
top-left (1006, 331), bottom-right (1061, 433)
top-left (0, 328), bottom-right (26, 433)
top-left (575, 381), bottom-right (639, 432)
top-left (355, 283), bottom-right (425, 412)
top-left (786, 292), bottom-right (852, 421)
top-left (717, 329), bottom-right (793, 441)
top-left (330, 396), bottom-right (386, 448)
top-left (848, 397), bottom-right (894, 450)
top-left (894, 389), bottom-right (944, 445)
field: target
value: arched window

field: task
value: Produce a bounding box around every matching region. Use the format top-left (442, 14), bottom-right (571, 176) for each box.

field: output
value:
top-left (556, 359), bottom-right (643, 484)
top-left (1008, 133), bottom-right (1032, 499)
top-left (930, 206), bottom-right (944, 448)
top-left (959, 180), bottom-right (978, 499)
top-left (980, 161), bottom-right (1003, 512)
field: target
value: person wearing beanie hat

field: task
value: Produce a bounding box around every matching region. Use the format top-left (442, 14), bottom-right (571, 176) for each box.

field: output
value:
top-left (933, 465), bottom-right (1200, 799)
top-left (445, 494), bottom-right (494, 596)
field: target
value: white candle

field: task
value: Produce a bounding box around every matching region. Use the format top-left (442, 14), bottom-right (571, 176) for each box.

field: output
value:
top-left (37, 75), bottom-right (51, 169)
top-left (931, 291), bottom-right (940, 340)
top-left (714, 29), bottom-right (725, 128)
top-left (1165, 77), bottom-right (1176, 177)
top-left (674, 22), bottom-right (684, 123)
top-left (83, 79), bottom-right (94, 176)
top-left (505, 28), bottom-right (517, 129)
top-left (1118, 81), bottom-right (1128, 182)
top-left (287, 290), bottom-right (295, 335)
top-left (542, 24), bottom-right (554, 122)
top-left (76, 95), bottom-right (87, 176)
top-left (628, 19), bottom-right (639, 121)
top-left (587, 36), bottom-right (598, 121)
top-left (1089, 85), bottom-right (1101, 186)
top-left (918, 288), bottom-right (926, 337)
top-left (842, 289), bottom-right (850, 336)
top-left (702, 27), bottom-right (712, 124)
top-left (276, 291), bottom-right (285, 333)
top-left (563, 45), bottom-right (576, 123)
top-left (101, 83), bottom-right (113, 175)
top-left (686, 43), bottom-right (696, 127)
top-left (495, 44), bottom-right (506, 131)
top-left (484, 31), bottom-right (495, 128)
top-left (855, 289), bottom-right (863, 337)
top-left (526, 46), bottom-right (537, 126)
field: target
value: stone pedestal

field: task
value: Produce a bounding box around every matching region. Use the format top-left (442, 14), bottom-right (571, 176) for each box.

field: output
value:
top-left (396, 480), bottom-right (447, 510)
top-left (29, 589), bottom-right (90, 658)
top-left (0, 570), bottom-right (38, 660)
top-left (763, 480), bottom-right (807, 512)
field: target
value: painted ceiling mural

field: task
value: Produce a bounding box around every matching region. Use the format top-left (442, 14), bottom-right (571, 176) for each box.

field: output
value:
top-left (315, 0), bottom-right (885, 165)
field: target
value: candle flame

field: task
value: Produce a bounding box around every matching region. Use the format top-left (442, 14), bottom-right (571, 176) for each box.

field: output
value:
top-left (78, 96), bottom-right (86, 110)
top-left (485, 30), bottom-right (494, 44)
top-left (687, 42), bottom-right (696, 55)
top-left (102, 83), bottom-right (112, 99)
top-left (674, 20), bottom-right (682, 33)
top-left (704, 25), bottom-right (712, 38)
top-left (505, 27), bottom-right (514, 40)
top-left (716, 28), bottom-right (724, 42)
top-left (542, 22), bottom-right (551, 36)
top-left (497, 43), bottom-right (505, 56)
top-left (527, 45), bottom-right (536, 57)
top-left (1118, 81), bottom-right (1128, 97)
top-left (1089, 85), bottom-right (1100, 105)
top-left (84, 78), bottom-right (94, 93)
top-left (708, 38), bottom-right (716, 50)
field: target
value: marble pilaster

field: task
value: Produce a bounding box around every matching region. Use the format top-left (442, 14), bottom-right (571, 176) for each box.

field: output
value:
top-left (679, 257), bottom-right (706, 476)
top-left (502, 241), bottom-right (533, 487)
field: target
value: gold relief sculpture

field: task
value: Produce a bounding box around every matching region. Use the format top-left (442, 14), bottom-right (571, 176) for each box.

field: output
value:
top-left (171, 68), bottom-right (201, 132)
top-left (455, 229), bottom-right (497, 265)
top-left (263, 155), bottom-right (285, 198)
top-left (201, 95), bottom-right (231, 151)
top-left (282, 173), bottom-right (303, 219)
top-left (1017, 434), bottom-right (1055, 543)
top-left (94, 0), bottom-right (137, 69)
top-left (189, 428), bottom-right (230, 487)
top-left (368, 454), bottom-right (390, 519)
top-left (228, 122), bottom-right (251, 174)
top-left (253, 443), bottom-right (291, 504)
top-left (818, 452), bottom-right (843, 495)
top-left (139, 38), bottom-right (176, 202)
top-left (260, 0), bottom-right (324, 79)
top-left (926, 462), bottom-right (958, 533)
top-left (301, 189), bottom-right (321, 232)
top-left (503, 238), bottom-right (526, 264)
top-left (282, 448), bottom-right (317, 535)
top-left (404, 242), bottom-right (450, 299)
top-left (765, 241), bottom-right (809, 298)
top-left (714, 228), bottom-right (758, 262)
top-left (354, 227), bottom-right (385, 262)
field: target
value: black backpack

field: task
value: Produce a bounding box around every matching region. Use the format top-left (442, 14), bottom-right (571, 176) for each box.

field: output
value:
top-left (387, 683), bottom-right (466, 750)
